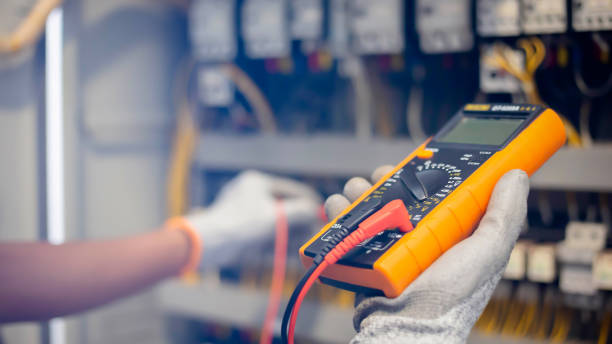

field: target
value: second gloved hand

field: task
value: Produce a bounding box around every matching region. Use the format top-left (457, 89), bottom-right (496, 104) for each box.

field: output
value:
top-left (186, 170), bottom-right (322, 270)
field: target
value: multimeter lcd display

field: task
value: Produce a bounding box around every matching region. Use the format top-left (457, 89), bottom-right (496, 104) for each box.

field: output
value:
top-left (438, 117), bottom-right (524, 146)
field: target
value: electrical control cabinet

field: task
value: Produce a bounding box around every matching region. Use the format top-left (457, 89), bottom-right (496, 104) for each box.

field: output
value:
top-left (158, 1), bottom-right (612, 342)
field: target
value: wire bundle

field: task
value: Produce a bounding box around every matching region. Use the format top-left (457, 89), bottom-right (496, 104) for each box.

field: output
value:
top-left (484, 37), bottom-right (582, 147)
top-left (473, 285), bottom-right (612, 343)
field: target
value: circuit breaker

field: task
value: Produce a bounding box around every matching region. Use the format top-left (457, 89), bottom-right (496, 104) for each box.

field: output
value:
top-left (477, 0), bottom-right (521, 37)
top-left (416, 0), bottom-right (473, 53)
top-left (348, 0), bottom-right (404, 55)
top-left (479, 44), bottom-right (524, 94)
top-left (573, 0), bottom-right (612, 31)
top-left (329, 0), bottom-right (350, 57)
top-left (521, 0), bottom-right (567, 34)
top-left (189, 0), bottom-right (237, 61)
top-left (291, 0), bottom-right (323, 41)
top-left (242, 0), bottom-right (291, 58)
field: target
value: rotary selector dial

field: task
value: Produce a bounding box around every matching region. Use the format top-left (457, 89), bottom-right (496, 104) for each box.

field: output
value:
top-left (405, 161), bottom-right (464, 223)
top-left (415, 169), bottom-right (448, 197)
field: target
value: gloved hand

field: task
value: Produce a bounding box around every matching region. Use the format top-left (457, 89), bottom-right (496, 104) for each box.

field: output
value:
top-left (185, 170), bottom-right (322, 270)
top-left (325, 167), bottom-right (529, 344)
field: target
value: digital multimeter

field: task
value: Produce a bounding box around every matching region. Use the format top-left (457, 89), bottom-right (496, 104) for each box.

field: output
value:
top-left (299, 104), bottom-right (567, 297)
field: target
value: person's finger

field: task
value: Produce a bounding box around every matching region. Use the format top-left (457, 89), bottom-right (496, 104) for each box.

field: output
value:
top-left (370, 165), bottom-right (395, 184)
top-left (343, 177), bottom-right (372, 203)
top-left (324, 194), bottom-right (351, 220)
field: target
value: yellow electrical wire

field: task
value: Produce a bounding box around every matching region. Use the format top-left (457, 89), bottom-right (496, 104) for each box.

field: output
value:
top-left (514, 301), bottom-right (538, 337)
top-left (501, 298), bottom-right (525, 336)
top-left (485, 297), bottom-right (511, 334)
top-left (549, 308), bottom-right (572, 343)
top-left (479, 300), bottom-right (498, 333)
top-left (367, 60), bottom-right (394, 138)
top-left (475, 301), bottom-right (497, 331)
top-left (557, 309), bottom-right (572, 342)
top-left (513, 284), bottom-right (538, 337)
top-left (167, 107), bottom-right (198, 217)
top-left (480, 303), bottom-right (499, 333)
top-left (533, 299), bottom-right (553, 339)
top-left (599, 312), bottom-right (612, 344)
top-left (167, 59), bottom-right (197, 217)
top-left (548, 307), bottom-right (563, 341)
top-left (485, 37), bottom-right (582, 147)
top-left (561, 117), bottom-right (583, 147)
top-left (0, 0), bottom-right (63, 53)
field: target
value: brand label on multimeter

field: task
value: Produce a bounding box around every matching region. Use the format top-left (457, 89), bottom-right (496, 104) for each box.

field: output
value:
top-left (305, 147), bottom-right (494, 268)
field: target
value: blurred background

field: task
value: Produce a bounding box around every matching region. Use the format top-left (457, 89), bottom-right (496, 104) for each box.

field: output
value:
top-left (1, 0), bottom-right (612, 343)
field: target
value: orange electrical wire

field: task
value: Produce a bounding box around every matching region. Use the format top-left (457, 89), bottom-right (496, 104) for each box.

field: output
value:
top-left (0, 0), bottom-right (62, 53)
top-left (260, 200), bottom-right (289, 344)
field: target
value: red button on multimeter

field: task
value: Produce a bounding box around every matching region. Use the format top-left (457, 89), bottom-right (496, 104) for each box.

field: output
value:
top-left (299, 103), bottom-right (566, 298)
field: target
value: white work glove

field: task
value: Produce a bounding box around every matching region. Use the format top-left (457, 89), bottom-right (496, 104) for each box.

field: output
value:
top-left (325, 167), bottom-right (529, 344)
top-left (186, 170), bottom-right (322, 270)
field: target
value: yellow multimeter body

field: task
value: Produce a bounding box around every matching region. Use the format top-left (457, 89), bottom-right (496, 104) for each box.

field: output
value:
top-left (299, 104), bottom-right (566, 297)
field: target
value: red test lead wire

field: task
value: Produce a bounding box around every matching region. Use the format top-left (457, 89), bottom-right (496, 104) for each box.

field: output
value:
top-left (260, 200), bottom-right (289, 344)
top-left (287, 200), bottom-right (413, 344)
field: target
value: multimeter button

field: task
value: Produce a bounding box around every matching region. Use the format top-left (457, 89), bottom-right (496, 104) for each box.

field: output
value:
top-left (416, 149), bottom-right (434, 159)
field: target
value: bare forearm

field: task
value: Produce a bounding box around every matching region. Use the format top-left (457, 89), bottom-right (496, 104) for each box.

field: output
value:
top-left (0, 229), bottom-right (190, 322)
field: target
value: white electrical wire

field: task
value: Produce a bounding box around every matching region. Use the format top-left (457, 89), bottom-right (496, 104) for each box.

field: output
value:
top-left (406, 85), bottom-right (426, 143)
top-left (579, 99), bottom-right (593, 147)
top-left (600, 194), bottom-right (611, 228)
top-left (574, 68), bottom-right (612, 98)
top-left (406, 65), bottom-right (427, 143)
top-left (45, 7), bottom-right (66, 344)
top-left (537, 191), bottom-right (553, 226)
top-left (574, 34), bottom-right (612, 98)
top-left (343, 56), bottom-right (373, 140)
